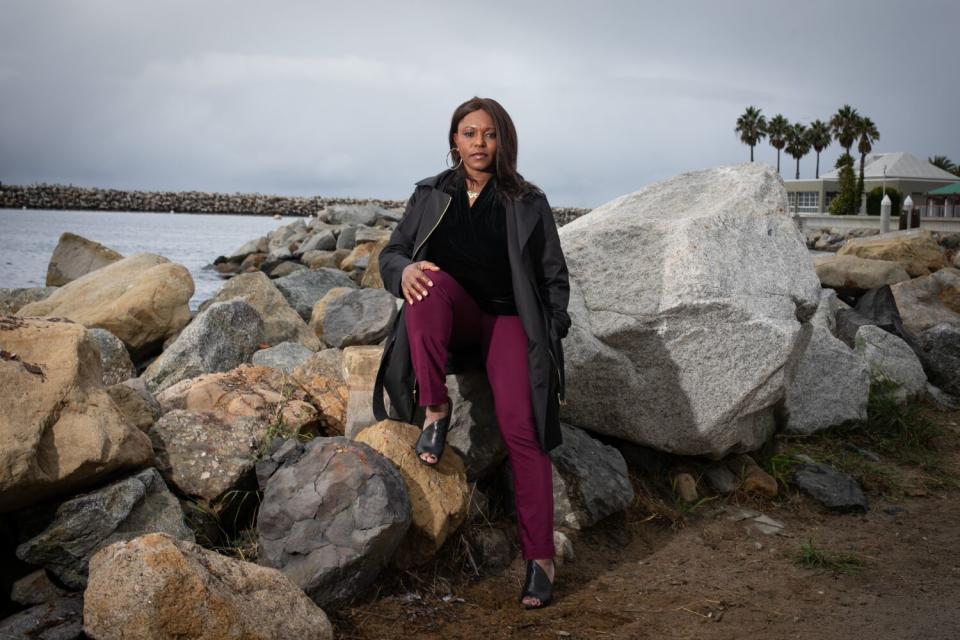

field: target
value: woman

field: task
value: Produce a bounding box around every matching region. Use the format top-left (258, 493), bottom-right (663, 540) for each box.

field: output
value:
top-left (372, 96), bottom-right (570, 609)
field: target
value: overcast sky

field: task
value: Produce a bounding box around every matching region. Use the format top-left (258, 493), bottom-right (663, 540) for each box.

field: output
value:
top-left (1, 0), bottom-right (957, 207)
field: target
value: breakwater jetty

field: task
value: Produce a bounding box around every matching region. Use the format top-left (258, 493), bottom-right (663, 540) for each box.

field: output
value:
top-left (0, 182), bottom-right (590, 223)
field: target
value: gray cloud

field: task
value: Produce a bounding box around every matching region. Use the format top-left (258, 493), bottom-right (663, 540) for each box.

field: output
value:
top-left (1, 0), bottom-right (957, 207)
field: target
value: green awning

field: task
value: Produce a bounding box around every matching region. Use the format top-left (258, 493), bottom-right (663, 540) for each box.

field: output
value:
top-left (928, 181), bottom-right (960, 195)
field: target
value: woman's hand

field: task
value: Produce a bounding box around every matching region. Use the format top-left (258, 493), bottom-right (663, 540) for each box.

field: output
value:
top-left (401, 261), bottom-right (440, 305)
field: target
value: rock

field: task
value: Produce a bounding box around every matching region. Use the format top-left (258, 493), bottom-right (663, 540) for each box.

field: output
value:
top-left (890, 267), bottom-right (960, 335)
top-left (15, 468), bottom-right (193, 589)
top-left (227, 235), bottom-right (267, 260)
top-left (792, 462), bottom-right (868, 512)
top-left (721, 505), bottom-right (785, 535)
top-left (726, 454), bottom-right (778, 498)
top-left (837, 229), bottom-right (948, 277)
top-left (549, 424), bottom-right (634, 529)
top-left (257, 436), bottom-right (411, 609)
top-left (554, 530), bottom-right (575, 562)
top-left (854, 285), bottom-right (908, 338)
top-left (303, 249), bottom-right (347, 269)
top-left (11, 570), bottom-right (70, 605)
top-left (267, 260), bottom-right (307, 278)
top-left (291, 349), bottom-right (348, 435)
top-left (308, 286), bottom-right (352, 342)
top-left (671, 471), bottom-right (698, 503)
top-left (703, 463), bottom-right (738, 495)
top-left (17, 253), bottom-right (194, 359)
top-left (273, 268), bottom-right (357, 322)
top-left (810, 288), bottom-right (841, 335)
top-left (355, 420), bottom-right (470, 566)
top-left (336, 225), bottom-right (358, 250)
top-left (343, 345), bottom-right (385, 437)
top-left (783, 326), bottom-right (870, 434)
top-left (463, 526), bottom-right (513, 573)
top-left (88, 328), bottom-right (136, 385)
top-left (198, 271), bottom-right (321, 351)
top-left (45, 232), bottom-right (123, 287)
top-left (355, 227), bottom-right (392, 245)
top-left (339, 240), bottom-right (381, 272)
top-left (106, 378), bottom-right (162, 432)
top-left (83, 533), bottom-right (333, 640)
top-left (361, 241), bottom-right (388, 289)
top-left (322, 204), bottom-right (382, 227)
top-left (251, 341), bottom-right (314, 374)
top-left (814, 254), bottom-right (910, 294)
top-left (0, 316), bottom-right (153, 513)
top-left (322, 288), bottom-right (397, 348)
top-left (915, 323), bottom-right (960, 396)
top-left (266, 219), bottom-right (307, 261)
top-left (0, 286), bottom-right (57, 315)
top-left (927, 382), bottom-right (960, 409)
top-left (296, 229), bottom-right (337, 255)
top-left (0, 596), bottom-right (84, 639)
top-left (835, 308), bottom-right (876, 348)
top-left (239, 252), bottom-right (267, 272)
top-left (141, 300), bottom-right (265, 393)
top-left (445, 372), bottom-right (508, 481)
top-left (854, 325), bottom-right (927, 402)
top-left (558, 164), bottom-right (820, 457)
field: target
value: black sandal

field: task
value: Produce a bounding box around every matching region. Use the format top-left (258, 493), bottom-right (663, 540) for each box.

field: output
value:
top-left (520, 560), bottom-right (554, 609)
top-left (414, 400), bottom-right (452, 467)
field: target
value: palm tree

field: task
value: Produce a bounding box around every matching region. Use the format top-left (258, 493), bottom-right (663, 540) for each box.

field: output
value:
top-left (785, 123), bottom-right (811, 179)
top-left (806, 120), bottom-right (831, 179)
top-left (767, 114), bottom-right (790, 173)
top-left (830, 104), bottom-right (860, 158)
top-left (735, 106), bottom-right (767, 162)
top-left (929, 155), bottom-right (958, 175)
top-left (856, 116), bottom-right (880, 192)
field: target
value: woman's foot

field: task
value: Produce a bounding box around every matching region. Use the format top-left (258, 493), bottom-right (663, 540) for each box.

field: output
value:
top-left (521, 558), bottom-right (555, 609)
top-left (418, 401), bottom-right (449, 465)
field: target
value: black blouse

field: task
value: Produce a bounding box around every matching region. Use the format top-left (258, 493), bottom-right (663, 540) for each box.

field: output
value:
top-left (427, 175), bottom-right (517, 315)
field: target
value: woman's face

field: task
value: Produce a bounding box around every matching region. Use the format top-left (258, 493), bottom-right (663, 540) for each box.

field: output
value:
top-left (453, 109), bottom-right (497, 173)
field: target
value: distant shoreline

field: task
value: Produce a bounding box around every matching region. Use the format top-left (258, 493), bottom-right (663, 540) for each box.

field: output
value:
top-left (0, 182), bottom-right (591, 225)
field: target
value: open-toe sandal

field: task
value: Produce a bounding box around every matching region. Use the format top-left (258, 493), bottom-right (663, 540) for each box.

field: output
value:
top-left (519, 560), bottom-right (554, 609)
top-left (414, 400), bottom-right (452, 467)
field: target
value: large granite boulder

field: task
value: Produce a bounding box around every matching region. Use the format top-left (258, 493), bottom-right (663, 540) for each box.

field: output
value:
top-left (0, 596), bottom-right (84, 640)
top-left (322, 288), bottom-right (397, 348)
top-left (251, 340), bottom-right (314, 374)
top-left (83, 533), bottom-right (333, 640)
top-left (915, 323), bottom-right (960, 396)
top-left (837, 229), bottom-right (948, 277)
top-left (257, 437), bottom-right (411, 609)
top-left (549, 423), bottom-right (634, 530)
top-left (0, 286), bottom-right (57, 315)
top-left (88, 328), bottom-right (136, 385)
top-left (0, 316), bottom-right (153, 513)
top-left (342, 345), bottom-right (385, 437)
top-left (320, 203), bottom-right (382, 226)
top-left (890, 267), bottom-right (960, 335)
top-left (16, 252), bottom-right (194, 359)
top-left (45, 231), bottom-right (123, 286)
top-left (783, 326), bottom-right (870, 434)
top-left (15, 468), bottom-right (193, 589)
top-left (308, 286), bottom-right (352, 343)
top-left (198, 270), bottom-right (321, 351)
top-left (854, 325), bottom-right (927, 402)
top-left (273, 268), bottom-right (357, 322)
top-left (814, 254), bottom-right (910, 294)
top-left (355, 420), bottom-right (470, 566)
top-left (558, 164), bottom-right (821, 457)
top-left (291, 349), bottom-right (348, 435)
top-left (142, 300), bottom-right (265, 393)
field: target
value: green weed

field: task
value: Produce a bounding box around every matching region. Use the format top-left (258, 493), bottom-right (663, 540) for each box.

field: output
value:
top-left (794, 538), bottom-right (865, 575)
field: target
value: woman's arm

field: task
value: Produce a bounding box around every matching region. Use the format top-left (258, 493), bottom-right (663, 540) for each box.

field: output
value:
top-left (530, 195), bottom-right (571, 339)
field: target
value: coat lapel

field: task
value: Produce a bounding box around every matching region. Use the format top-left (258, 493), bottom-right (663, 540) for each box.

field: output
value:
top-left (505, 197), bottom-right (539, 256)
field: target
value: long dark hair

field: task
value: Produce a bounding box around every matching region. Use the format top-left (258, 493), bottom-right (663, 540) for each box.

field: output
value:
top-left (447, 97), bottom-right (542, 201)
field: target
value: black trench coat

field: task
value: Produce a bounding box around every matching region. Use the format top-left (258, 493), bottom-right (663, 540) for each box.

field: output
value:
top-left (372, 168), bottom-right (571, 453)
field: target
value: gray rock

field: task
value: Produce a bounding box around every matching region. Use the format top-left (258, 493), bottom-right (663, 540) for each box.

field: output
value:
top-left (810, 288), bottom-right (840, 335)
top-left (463, 526), bottom-right (513, 573)
top-left (915, 323), bottom-right (960, 396)
top-left (558, 163), bottom-right (821, 457)
top-left (703, 463), bottom-right (738, 495)
top-left (228, 235), bottom-right (268, 260)
top-left (266, 219), bottom-right (307, 261)
top-left (792, 461), bottom-right (868, 512)
top-left (0, 596), bottom-right (84, 640)
top-left (142, 300), bottom-right (265, 393)
top-left (0, 286), bottom-right (58, 315)
top-left (336, 226), bottom-right (358, 250)
top-left (15, 468), bottom-right (193, 589)
top-left (836, 308), bottom-right (876, 348)
top-left (257, 436), bottom-right (411, 609)
top-left (267, 260), bottom-right (307, 278)
top-left (322, 288), bottom-right (398, 348)
top-left (446, 372), bottom-right (507, 481)
top-left (355, 227), bottom-right (392, 245)
top-left (296, 229), bottom-right (337, 254)
top-left (251, 341), bottom-right (315, 374)
top-left (88, 327), bottom-right (136, 385)
top-left (784, 326), bottom-right (870, 434)
top-left (854, 325), bottom-right (927, 403)
top-left (106, 378), bottom-right (163, 432)
top-left (11, 570), bottom-right (71, 605)
top-left (321, 204), bottom-right (383, 227)
top-left (890, 267), bottom-right (960, 336)
top-left (273, 268), bottom-right (357, 322)
top-left (45, 231), bottom-right (123, 287)
top-left (927, 382), bottom-right (960, 409)
top-left (549, 423), bottom-right (634, 529)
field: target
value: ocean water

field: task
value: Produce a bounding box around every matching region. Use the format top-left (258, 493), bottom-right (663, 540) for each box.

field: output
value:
top-left (0, 209), bottom-right (297, 311)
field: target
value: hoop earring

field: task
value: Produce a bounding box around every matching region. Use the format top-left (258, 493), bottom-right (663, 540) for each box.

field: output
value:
top-left (446, 147), bottom-right (463, 170)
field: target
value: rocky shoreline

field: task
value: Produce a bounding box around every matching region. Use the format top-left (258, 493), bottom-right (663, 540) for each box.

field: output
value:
top-left (0, 182), bottom-right (590, 225)
top-left (2, 164), bottom-right (959, 639)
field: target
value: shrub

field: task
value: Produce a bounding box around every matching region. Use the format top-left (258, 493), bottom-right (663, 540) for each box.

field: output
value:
top-left (866, 186), bottom-right (901, 216)
top-left (828, 155), bottom-right (859, 215)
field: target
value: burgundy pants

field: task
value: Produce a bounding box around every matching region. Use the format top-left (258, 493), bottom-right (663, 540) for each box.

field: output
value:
top-left (404, 270), bottom-right (555, 560)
